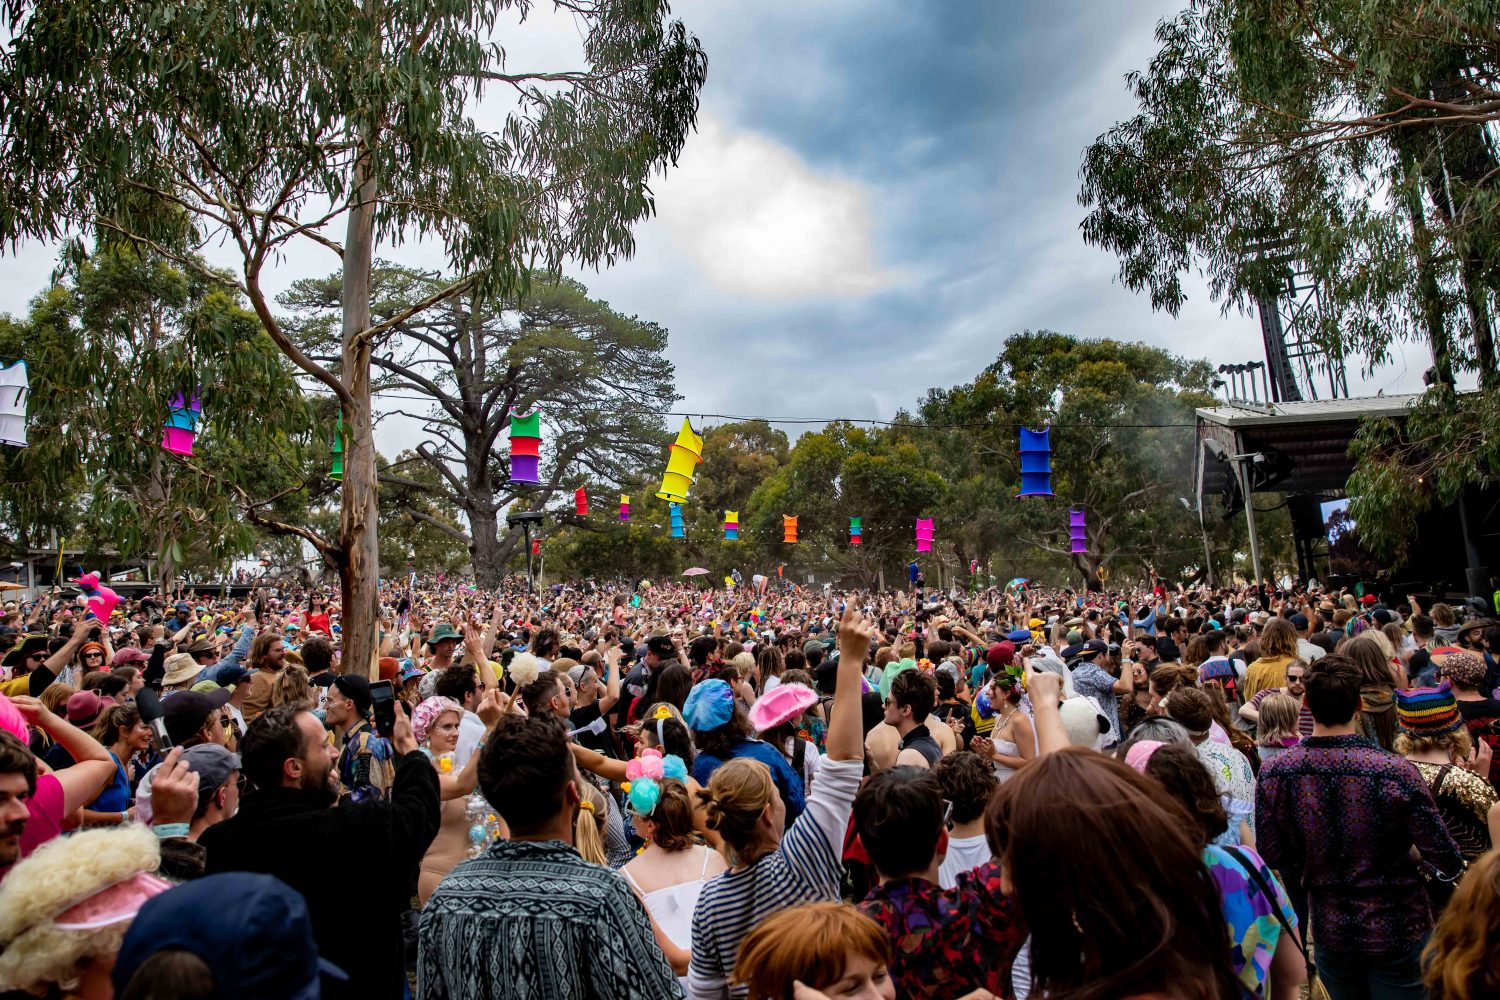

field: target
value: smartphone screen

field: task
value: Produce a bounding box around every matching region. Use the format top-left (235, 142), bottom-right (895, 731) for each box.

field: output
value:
top-left (369, 680), bottom-right (396, 738)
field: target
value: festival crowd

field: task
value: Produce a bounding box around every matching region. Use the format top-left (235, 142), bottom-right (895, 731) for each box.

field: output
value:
top-left (1, 573), bottom-right (1499, 1000)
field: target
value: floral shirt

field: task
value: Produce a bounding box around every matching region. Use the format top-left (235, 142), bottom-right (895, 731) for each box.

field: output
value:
top-left (1204, 844), bottom-right (1297, 998)
top-left (857, 860), bottom-right (1025, 1000)
top-left (1197, 738), bottom-right (1256, 847)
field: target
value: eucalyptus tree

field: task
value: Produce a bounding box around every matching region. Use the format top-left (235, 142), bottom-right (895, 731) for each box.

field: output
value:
top-left (0, 0), bottom-right (706, 668)
top-left (282, 265), bottom-right (675, 586)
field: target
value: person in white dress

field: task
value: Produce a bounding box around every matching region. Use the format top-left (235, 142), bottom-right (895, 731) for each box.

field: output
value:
top-left (619, 774), bottom-right (726, 991)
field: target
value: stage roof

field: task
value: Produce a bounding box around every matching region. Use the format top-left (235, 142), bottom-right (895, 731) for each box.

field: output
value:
top-left (1195, 393), bottom-right (1426, 502)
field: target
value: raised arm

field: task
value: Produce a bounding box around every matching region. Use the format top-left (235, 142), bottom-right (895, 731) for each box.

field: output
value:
top-left (829, 608), bottom-right (877, 762)
top-left (11, 696), bottom-right (117, 815)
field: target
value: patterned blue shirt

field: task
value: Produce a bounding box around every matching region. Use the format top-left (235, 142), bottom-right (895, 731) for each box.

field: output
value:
top-left (419, 839), bottom-right (681, 999)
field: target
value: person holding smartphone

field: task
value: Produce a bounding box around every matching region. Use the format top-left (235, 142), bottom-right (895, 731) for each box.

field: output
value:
top-left (324, 675), bottom-right (395, 805)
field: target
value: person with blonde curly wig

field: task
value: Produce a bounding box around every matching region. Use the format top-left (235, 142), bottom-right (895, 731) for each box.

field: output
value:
top-left (1423, 848), bottom-right (1500, 1000)
top-left (0, 824), bottom-right (170, 998)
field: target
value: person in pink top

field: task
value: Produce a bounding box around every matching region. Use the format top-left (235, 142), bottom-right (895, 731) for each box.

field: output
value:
top-left (0, 694), bottom-right (119, 876)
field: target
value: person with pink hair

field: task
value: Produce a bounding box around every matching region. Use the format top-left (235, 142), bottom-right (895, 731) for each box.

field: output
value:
top-left (413, 692), bottom-right (507, 903)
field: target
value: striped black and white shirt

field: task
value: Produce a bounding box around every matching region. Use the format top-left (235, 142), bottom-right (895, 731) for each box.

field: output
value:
top-left (687, 757), bottom-right (863, 999)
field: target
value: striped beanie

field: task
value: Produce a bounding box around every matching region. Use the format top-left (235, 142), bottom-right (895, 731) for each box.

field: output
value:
top-left (1394, 682), bottom-right (1464, 738)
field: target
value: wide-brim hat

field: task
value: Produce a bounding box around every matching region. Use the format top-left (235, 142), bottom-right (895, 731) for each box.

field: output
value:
top-left (748, 682), bottom-right (818, 733)
top-left (162, 653), bottom-right (202, 687)
top-left (0, 634), bottom-right (46, 669)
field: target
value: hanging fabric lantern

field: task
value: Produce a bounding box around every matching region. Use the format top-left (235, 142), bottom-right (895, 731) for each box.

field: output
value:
top-left (655, 418), bottom-right (704, 503)
top-left (161, 389), bottom-right (202, 457)
top-left (619, 494), bottom-right (630, 523)
top-left (723, 511), bottom-right (739, 541)
top-left (849, 517), bottom-right (862, 546)
top-left (508, 410), bottom-right (542, 485)
top-left (1017, 426), bottom-right (1054, 497)
top-left (0, 359), bottom-right (29, 448)
top-left (531, 539), bottom-right (541, 557)
top-left (783, 515), bottom-right (798, 544)
top-left (1069, 509), bottom-right (1088, 554)
top-left (575, 487), bottom-right (588, 517)
top-left (915, 518), bottom-right (935, 553)
top-left (330, 412), bottom-right (345, 482)
top-left (670, 502), bottom-right (686, 539)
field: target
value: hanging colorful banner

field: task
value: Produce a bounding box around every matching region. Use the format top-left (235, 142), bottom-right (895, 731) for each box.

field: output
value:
top-left (849, 516), bottom-right (862, 546)
top-left (161, 389), bottom-right (201, 457)
top-left (915, 517), bottom-right (934, 553)
top-left (655, 418), bottom-right (704, 503)
top-left (1017, 426), bottom-right (1054, 497)
top-left (723, 510), bottom-right (739, 541)
top-left (575, 487), bottom-right (588, 517)
top-left (508, 410), bottom-right (542, 485)
top-left (330, 412), bottom-right (345, 482)
top-left (1069, 509), bottom-right (1088, 554)
top-left (619, 494), bottom-right (630, 523)
top-left (669, 502), bottom-right (686, 539)
top-left (783, 516), bottom-right (798, 544)
top-left (0, 359), bottom-right (29, 448)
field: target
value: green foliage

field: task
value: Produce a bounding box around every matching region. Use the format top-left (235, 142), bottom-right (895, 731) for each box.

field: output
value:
top-left (377, 450), bottom-right (471, 574)
top-left (0, 240), bottom-right (319, 575)
top-left (1079, 0), bottom-right (1500, 572)
top-left (282, 265), bottom-right (677, 584)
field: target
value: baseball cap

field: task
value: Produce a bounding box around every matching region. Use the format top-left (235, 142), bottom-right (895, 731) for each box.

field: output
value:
top-left (1082, 639), bottom-right (1107, 655)
top-left (332, 674), bottom-right (372, 716)
top-left (161, 688), bottom-right (233, 745)
top-left (112, 873), bottom-right (347, 999)
top-left (209, 663), bottom-right (251, 687)
top-left (1288, 613), bottom-right (1309, 629)
top-left (645, 635), bottom-right (676, 659)
top-left (181, 743), bottom-right (242, 804)
top-left (111, 647), bottom-right (149, 668)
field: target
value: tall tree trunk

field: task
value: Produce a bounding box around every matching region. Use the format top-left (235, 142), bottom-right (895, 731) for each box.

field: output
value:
top-left (340, 137), bottom-right (380, 680)
top-left (470, 507), bottom-right (507, 588)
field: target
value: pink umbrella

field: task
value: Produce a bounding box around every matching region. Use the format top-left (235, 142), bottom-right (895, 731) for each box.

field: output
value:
top-left (681, 567), bottom-right (710, 577)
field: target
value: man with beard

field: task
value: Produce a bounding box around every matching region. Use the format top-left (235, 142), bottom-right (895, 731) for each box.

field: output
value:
top-left (199, 703), bottom-right (439, 1000)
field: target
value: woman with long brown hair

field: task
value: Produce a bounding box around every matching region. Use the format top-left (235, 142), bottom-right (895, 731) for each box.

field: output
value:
top-left (985, 748), bottom-right (1242, 1000)
top-left (1342, 633), bottom-right (1400, 750)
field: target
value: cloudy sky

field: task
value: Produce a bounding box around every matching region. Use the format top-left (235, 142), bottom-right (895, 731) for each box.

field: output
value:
top-left (0, 0), bottom-right (1433, 454)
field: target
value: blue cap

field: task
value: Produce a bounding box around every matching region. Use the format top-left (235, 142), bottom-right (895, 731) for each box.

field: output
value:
top-left (1006, 628), bottom-right (1032, 643)
top-left (683, 678), bottom-right (735, 732)
top-left (209, 663), bottom-right (251, 687)
top-left (112, 873), bottom-right (346, 999)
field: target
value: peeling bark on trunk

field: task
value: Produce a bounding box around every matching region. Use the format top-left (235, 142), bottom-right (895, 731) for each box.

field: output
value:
top-left (339, 138), bottom-right (380, 681)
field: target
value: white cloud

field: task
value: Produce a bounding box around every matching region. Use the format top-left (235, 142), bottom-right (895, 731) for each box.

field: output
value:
top-left (651, 115), bottom-right (904, 300)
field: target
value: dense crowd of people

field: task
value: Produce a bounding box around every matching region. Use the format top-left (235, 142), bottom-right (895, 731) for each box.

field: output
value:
top-left (1, 573), bottom-right (1499, 999)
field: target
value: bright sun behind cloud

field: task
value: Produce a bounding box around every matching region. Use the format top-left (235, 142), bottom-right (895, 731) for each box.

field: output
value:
top-left (652, 115), bottom-right (905, 300)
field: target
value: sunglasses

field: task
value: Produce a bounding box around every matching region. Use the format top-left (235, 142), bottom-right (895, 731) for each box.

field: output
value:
top-left (27, 652), bottom-right (46, 662)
